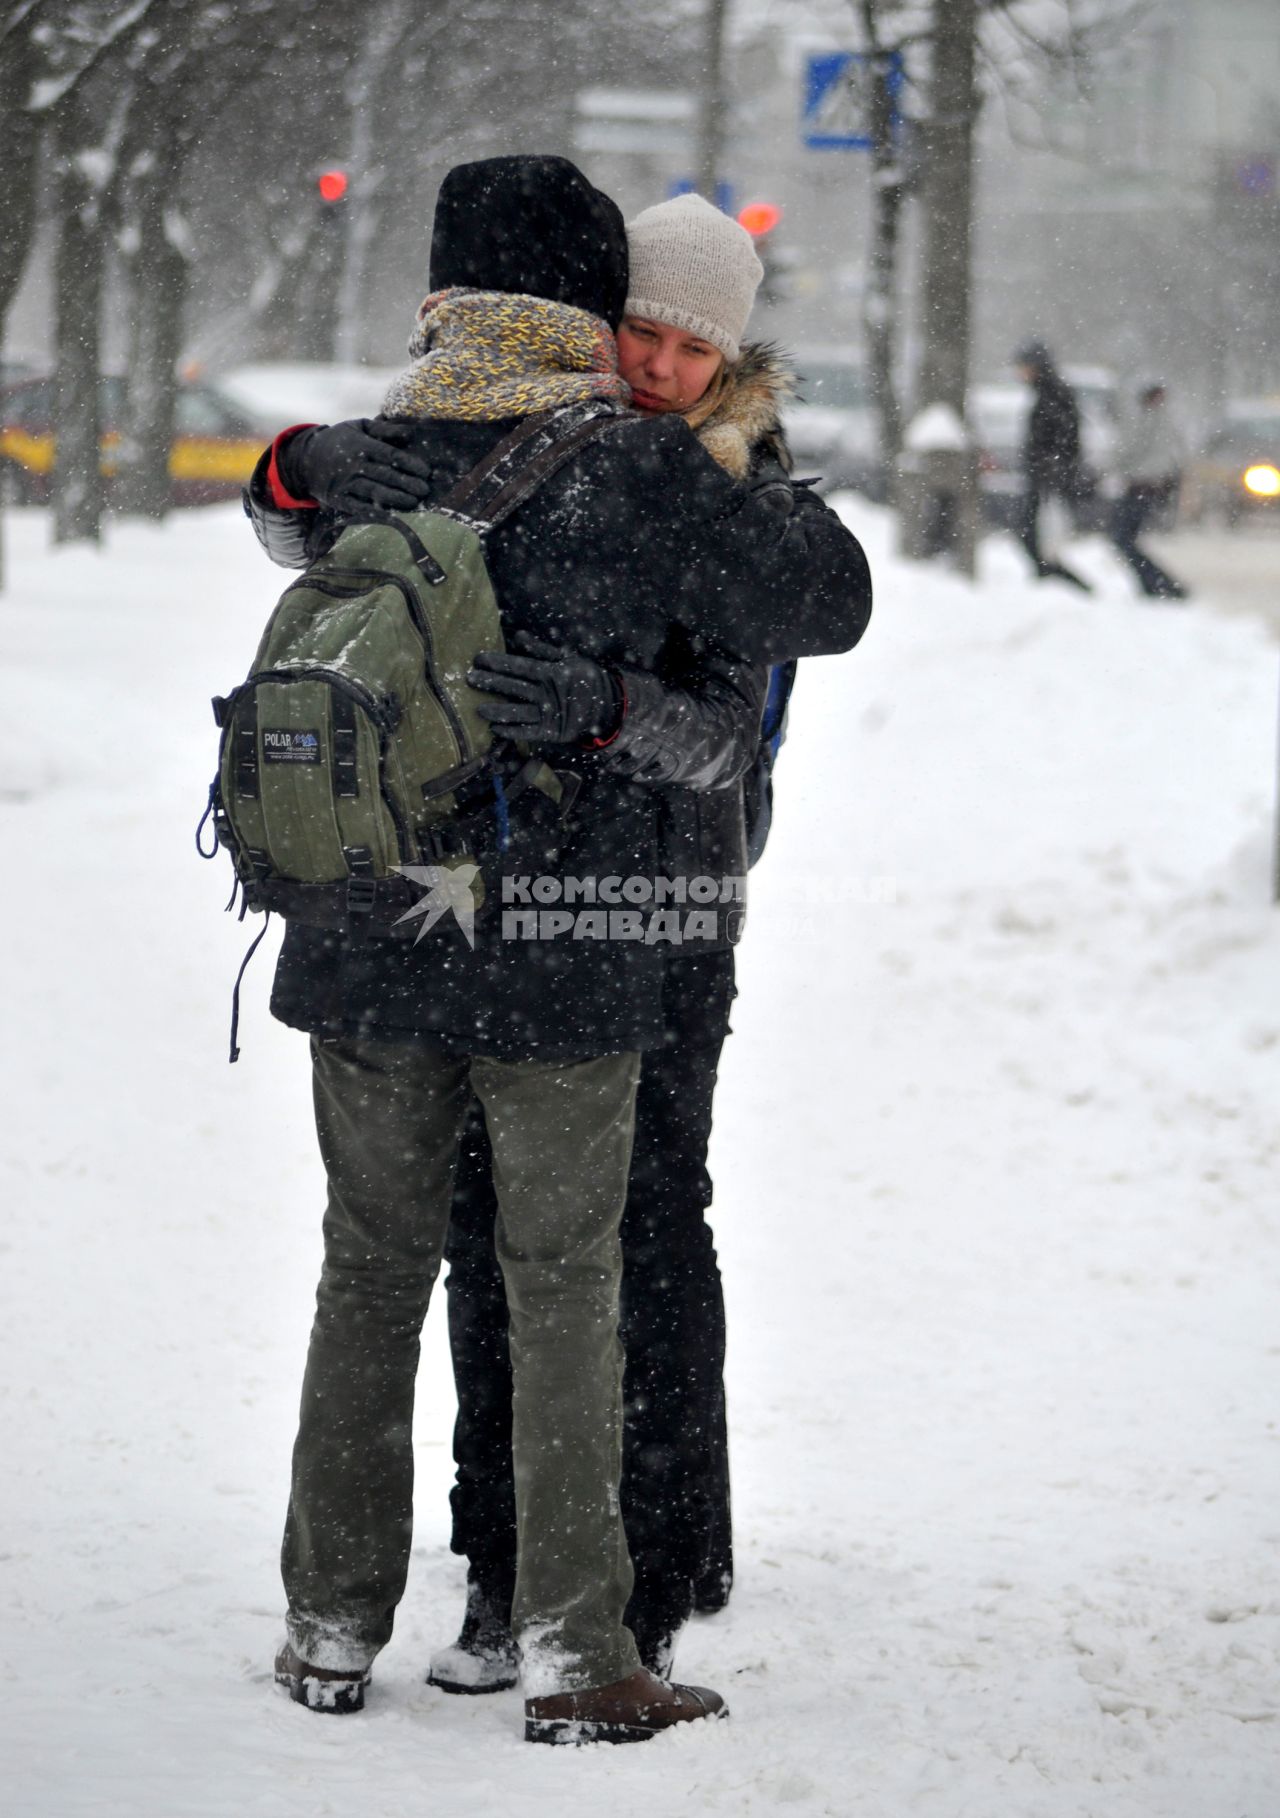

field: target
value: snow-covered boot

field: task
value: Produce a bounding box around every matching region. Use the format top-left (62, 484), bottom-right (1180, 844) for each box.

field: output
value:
top-left (629, 1610), bottom-right (681, 1680)
top-left (693, 1562), bottom-right (733, 1614)
top-left (273, 1640), bottom-right (370, 1715)
top-left (426, 1565), bottom-right (519, 1694)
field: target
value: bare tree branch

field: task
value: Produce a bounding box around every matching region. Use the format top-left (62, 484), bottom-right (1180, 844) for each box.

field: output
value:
top-left (29, 0), bottom-right (162, 114)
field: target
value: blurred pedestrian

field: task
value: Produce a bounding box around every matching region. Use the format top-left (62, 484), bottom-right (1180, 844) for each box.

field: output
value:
top-left (1107, 379), bottom-right (1188, 600)
top-left (1013, 339), bottom-right (1092, 592)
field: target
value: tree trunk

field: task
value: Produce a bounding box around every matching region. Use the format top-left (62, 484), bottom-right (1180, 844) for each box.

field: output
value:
top-left (697, 0), bottom-right (728, 204)
top-left (916, 0), bottom-right (977, 415)
top-left (300, 206), bottom-right (345, 361)
top-left (248, 230), bottom-right (315, 360)
top-left (116, 171), bottom-right (186, 520)
top-left (334, 0), bottom-right (415, 364)
top-left (860, 11), bottom-right (907, 494)
top-left (51, 108), bottom-right (106, 545)
top-left (0, 15), bottom-right (44, 589)
top-left (0, 18), bottom-right (42, 337)
top-left (333, 169), bottom-right (376, 366)
top-left (900, 0), bottom-right (980, 575)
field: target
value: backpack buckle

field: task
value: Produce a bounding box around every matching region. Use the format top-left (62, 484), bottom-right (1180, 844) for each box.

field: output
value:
top-left (343, 845), bottom-right (377, 914)
top-left (421, 823), bottom-right (469, 863)
top-left (553, 768), bottom-right (582, 821)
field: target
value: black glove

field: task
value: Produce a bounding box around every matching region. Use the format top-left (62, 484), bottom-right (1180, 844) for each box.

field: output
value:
top-left (278, 417), bottom-right (437, 512)
top-left (468, 634), bottom-right (623, 745)
top-left (750, 454), bottom-right (795, 516)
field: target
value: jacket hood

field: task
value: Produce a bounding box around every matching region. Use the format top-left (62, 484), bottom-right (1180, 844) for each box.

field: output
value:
top-left (697, 342), bottom-right (795, 480)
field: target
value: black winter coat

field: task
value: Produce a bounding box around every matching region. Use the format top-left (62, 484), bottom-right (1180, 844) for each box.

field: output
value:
top-left (243, 407), bottom-right (872, 1058)
top-left (604, 345), bottom-right (807, 928)
top-left (1023, 371), bottom-right (1083, 491)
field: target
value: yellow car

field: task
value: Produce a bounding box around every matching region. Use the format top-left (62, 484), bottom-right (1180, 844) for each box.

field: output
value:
top-left (0, 373), bottom-right (263, 506)
top-left (1181, 408), bottom-right (1280, 527)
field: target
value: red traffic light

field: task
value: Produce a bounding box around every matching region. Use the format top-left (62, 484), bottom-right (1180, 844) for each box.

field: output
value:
top-left (737, 201), bottom-right (781, 238)
top-left (318, 169), bottom-right (348, 203)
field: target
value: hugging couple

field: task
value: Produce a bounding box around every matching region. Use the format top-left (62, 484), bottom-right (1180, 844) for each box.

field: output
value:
top-left (240, 152), bottom-right (872, 1745)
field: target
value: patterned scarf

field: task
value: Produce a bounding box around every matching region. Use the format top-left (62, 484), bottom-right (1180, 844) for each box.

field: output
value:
top-left (382, 287), bottom-right (632, 422)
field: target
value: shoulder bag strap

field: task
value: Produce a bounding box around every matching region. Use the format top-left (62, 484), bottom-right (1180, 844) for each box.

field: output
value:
top-left (436, 400), bottom-right (625, 531)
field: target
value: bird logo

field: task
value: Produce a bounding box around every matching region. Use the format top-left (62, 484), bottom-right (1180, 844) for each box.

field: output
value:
top-left (392, 864), bottom-right (478, 948)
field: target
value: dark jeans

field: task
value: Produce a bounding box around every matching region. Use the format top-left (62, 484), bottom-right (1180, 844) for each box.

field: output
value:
top-left (1110, 482), bottom-right (1184, 597)
top-left (1016, 480), bottom-right (1091, 588)
top-left (444, 948), bottom-right (736, 1647)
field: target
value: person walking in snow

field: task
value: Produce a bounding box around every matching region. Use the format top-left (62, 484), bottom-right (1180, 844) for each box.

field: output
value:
top-left (427, 194), bottom-right (801, 1698)
top-left (241, 157), bottom-right (872, 1744)
top-left (1013, 339), bottom-right (1093, 592)
top-left (1106, 379), bottom-right (1188, 600)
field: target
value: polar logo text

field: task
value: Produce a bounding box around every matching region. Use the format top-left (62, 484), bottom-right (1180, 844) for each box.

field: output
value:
top-left (262, 729), bottom-right (322, 763)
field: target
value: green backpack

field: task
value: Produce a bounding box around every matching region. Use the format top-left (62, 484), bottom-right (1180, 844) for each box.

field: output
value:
top-left (200, 403), bottom-right (616, 945)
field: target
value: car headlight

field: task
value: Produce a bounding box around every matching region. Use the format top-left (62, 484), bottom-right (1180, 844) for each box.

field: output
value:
top-left (1243, 463), bottom-right (1280, 498)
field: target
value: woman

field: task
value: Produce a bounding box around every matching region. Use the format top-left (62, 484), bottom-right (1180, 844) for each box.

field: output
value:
top-left (431, 192), bottom-right (803, 1691)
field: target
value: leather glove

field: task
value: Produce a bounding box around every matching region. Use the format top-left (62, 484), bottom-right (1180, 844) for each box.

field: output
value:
top-left (278, 417), bottom-right (437, 512)
top-left (468, 633), bottom-right (623, 745)
top-left (750, 454), bottom-right (795, 516)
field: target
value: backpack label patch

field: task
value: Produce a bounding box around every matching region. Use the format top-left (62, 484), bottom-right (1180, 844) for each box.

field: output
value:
top-left (263, 729), bottom-right (321, 763)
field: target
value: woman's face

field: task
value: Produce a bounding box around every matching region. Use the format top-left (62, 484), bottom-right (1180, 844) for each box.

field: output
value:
top-left (617, 316), bottom-right (722, 414)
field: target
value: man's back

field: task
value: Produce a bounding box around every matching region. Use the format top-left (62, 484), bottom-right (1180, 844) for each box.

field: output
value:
top-left (256, 406), bottom-right (870, 1060)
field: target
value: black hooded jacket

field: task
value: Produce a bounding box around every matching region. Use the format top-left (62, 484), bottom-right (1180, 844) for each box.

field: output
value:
top-left (1024, 368), bottom-right (1083, 490)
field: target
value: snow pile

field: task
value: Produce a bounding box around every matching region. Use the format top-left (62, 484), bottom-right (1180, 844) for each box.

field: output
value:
top-left (1, 502), bottom-right (1277, 1815)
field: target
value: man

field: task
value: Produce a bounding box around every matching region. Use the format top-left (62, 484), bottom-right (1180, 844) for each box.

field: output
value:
top-left (1013, 339), bottom-right (1092, 592)
top-left (247, 155), bottom-right (872, 1744)
top-left (1107, 379), bottom-right (1188, 600)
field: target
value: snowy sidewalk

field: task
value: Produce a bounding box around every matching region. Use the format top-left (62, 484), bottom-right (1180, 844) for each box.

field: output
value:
top-left (1, 503), bottom-right (1277, 1817)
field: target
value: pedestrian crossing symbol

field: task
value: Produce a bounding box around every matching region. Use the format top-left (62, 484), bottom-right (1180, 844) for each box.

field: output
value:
top-left (802, 50), bottom-right (902, 151)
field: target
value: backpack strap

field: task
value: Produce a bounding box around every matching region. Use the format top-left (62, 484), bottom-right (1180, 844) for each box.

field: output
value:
top-left (436, 401), bottom-right (623, 532)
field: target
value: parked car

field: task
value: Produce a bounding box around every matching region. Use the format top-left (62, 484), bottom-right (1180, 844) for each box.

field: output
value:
top-left (780, 348), bottom-right (881, 497)
top-left (970, 365), bottom-right (1118, 529)
top-left (0, 372), bottom-right (263, 506)
top-left (1180, 404), bottom-right (1280, 527)
top-left (215, 361), bottom-right (403, 438)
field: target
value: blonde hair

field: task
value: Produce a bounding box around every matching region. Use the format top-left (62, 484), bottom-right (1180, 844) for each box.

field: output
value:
top-left (681, 357), bottom-right (728, 431)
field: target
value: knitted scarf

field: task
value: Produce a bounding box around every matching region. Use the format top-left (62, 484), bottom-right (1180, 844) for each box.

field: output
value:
top-left (382, 287), bottom-right (631, 422)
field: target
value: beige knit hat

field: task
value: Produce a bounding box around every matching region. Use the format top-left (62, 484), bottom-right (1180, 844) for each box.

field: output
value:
top-left (624, 193), bottom-right (764, 363)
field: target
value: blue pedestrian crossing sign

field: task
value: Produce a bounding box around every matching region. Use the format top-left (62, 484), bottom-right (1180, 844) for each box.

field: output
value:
top-left (803, 50), bottom-right (903, 151)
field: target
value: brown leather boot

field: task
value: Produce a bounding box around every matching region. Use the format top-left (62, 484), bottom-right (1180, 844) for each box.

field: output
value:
top-left (273, 1641), bottom-right (370, 1715)
top-left (524, 1666), bottom-right (727, 1745)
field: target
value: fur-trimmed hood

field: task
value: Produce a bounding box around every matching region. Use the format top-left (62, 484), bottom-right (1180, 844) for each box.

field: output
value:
top-left (696, 341), bottom-right (795, 481)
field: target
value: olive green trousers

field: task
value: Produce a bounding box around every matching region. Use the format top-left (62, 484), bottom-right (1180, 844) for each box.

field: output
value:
top-left (282, 1033), bottom-right (643, 1694)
